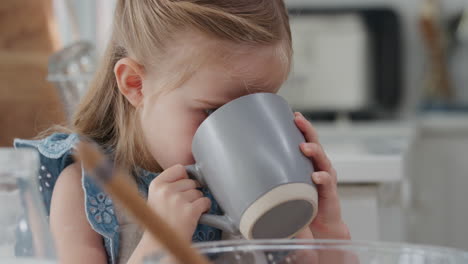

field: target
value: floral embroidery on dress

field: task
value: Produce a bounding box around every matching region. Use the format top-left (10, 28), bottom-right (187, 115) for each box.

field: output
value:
top-left (192, 229), bottom-right (217, 242)
top-left (82, 175), bottom-right (119, 263)
top-left (88, 193), bottom-right (115, 224)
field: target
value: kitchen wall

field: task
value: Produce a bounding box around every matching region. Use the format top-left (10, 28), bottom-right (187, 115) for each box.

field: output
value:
top-left (0, 0), bottom-right (64, 146)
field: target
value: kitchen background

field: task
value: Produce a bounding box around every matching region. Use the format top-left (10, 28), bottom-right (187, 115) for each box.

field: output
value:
top-left (1, 0), bottom-right (468, 252)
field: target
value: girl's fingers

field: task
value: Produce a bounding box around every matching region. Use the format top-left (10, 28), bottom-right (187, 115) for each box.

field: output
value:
top-left (312, 171), bottom-right (337, 198)
top-left (154, 164), bottom-right (188, 184)
top-left (295, 112), bottom-right (338, 182)
top-left (167, 179), bottom-right (200, 192)
top-left (300, 142), bottom-right (333, 172)
top-left (294, 112), bottom-right (319, 143)
top-left (192, 197), bottom-right (212, 214)
top-left (180, 189), bottom-right (204, 203)
top-left (310, 171), bottom-right (344, 232)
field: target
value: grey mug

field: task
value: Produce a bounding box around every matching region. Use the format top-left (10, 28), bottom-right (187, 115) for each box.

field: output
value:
top-left (186, 93), bottom-right (318, 239)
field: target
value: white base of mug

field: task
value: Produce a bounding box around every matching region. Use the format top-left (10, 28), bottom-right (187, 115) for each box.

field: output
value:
top-left (239, 183), bottom-right (318, 240)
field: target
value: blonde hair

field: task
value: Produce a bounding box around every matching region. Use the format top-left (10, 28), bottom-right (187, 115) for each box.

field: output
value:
top-left (73, 0), bottom-right (292, 173)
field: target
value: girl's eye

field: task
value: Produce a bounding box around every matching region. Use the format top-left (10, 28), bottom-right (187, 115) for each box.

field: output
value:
top-left (205, 108), bottom-right (218, 115)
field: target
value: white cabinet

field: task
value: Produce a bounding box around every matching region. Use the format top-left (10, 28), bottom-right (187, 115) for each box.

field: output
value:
top-left (316, 122), bottom-right (413, 242)
top-left (338, 182), bottom-right (407, 242)
top-left (406, 115), bottom-right (468, 250)
top-left (339, 185), bottom-right (379, 241)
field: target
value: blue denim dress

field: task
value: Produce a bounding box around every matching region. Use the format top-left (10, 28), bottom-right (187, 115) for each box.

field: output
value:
top-left (14, 133), bottom-right (222, 264)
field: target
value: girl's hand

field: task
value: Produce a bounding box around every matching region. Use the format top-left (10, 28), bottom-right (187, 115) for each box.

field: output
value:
top-left (294, 112), bottom-right (351, 240)
top-left (143, 164), bottom-right (211, 243)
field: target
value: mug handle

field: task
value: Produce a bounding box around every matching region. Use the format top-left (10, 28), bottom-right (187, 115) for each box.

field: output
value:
top-left (185, 165), bottom-right (239, 235)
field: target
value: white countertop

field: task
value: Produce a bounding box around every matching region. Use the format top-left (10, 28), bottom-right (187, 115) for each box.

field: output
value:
top-left (313, 121), bottom-right (415, 184)
top-left (418, 113), bottom-right (468, 134)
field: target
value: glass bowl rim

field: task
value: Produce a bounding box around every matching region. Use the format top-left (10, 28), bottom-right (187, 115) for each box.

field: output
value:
top-left (190, 239), bottom-right (468, 256)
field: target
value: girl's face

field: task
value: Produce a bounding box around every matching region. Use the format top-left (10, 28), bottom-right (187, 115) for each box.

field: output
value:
top-left (138, 37), bottom-right (290, 170)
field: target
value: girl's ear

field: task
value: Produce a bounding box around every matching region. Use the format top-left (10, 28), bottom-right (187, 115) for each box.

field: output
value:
top-left (114, 58), bottom-right (145, 107)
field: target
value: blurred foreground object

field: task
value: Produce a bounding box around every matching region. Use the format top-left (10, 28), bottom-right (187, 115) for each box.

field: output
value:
top-left (0, 0), bottom-right (65, 146)
top-left (145, 239), bottom-right (468, 264)
top-left (0, 148), bottom-right (56, 260)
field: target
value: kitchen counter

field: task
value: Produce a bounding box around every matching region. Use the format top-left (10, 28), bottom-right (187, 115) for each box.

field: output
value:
top-left (313, 121), bottom-right (415, 183)
top-left (311, 120), bottom-right (415, 242)
top-left (418, 113), bottom-right (468, 135)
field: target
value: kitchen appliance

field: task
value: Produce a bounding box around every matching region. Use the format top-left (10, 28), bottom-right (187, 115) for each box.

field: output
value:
top-left (279, 7), bottom-right (403, 120)
top-left (279, 13), bottom-right (371, 112)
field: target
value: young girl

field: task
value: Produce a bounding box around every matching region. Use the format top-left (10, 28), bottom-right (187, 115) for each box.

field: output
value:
top-left (15, 0), bottom-right (350, 263)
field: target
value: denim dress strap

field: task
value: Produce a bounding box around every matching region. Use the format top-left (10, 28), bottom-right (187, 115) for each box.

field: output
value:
top-left (82, 171), bottom-right (120, 264)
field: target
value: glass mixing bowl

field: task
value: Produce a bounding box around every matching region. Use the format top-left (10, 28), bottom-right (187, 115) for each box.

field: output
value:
top-left (144, 239), bottom-right (468, 264)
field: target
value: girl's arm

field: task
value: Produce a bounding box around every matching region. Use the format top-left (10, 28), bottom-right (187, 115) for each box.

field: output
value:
top-left (50, 163), bottom-right (108, 264)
